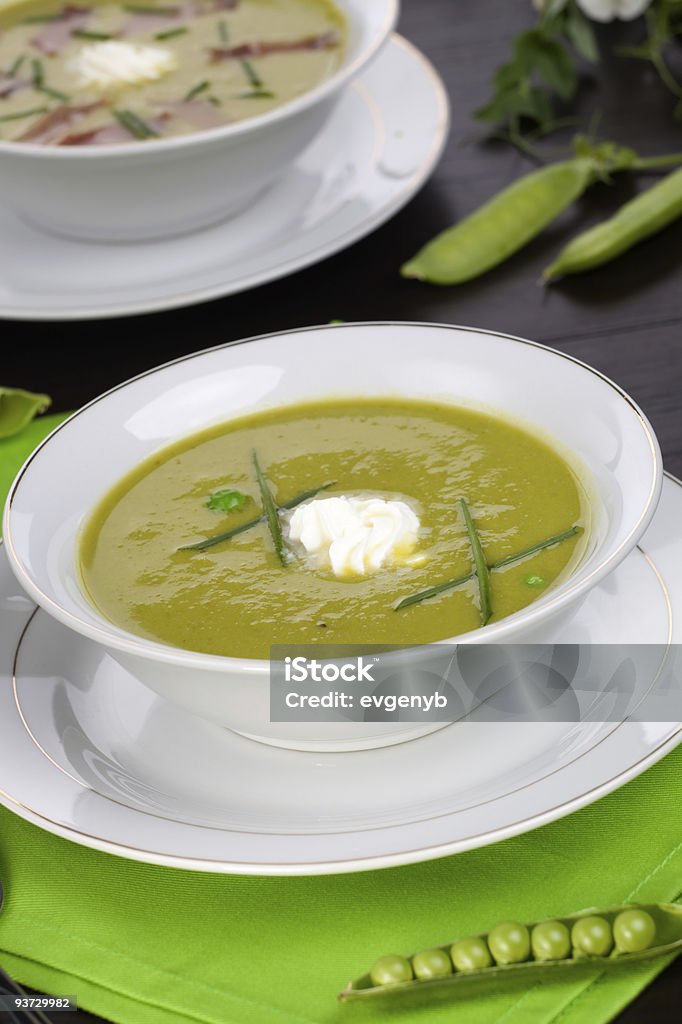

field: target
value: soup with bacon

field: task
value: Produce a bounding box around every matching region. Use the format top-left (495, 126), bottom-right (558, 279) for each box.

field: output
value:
top-left (0, 0), bottom-right (345, 144)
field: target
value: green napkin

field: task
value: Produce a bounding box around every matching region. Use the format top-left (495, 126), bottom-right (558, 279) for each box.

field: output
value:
top-left (1, 416), bottom-right (681, 1024)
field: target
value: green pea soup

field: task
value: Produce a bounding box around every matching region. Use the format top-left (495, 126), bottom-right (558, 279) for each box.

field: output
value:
top-left (78, 397), bottom-right (590, 659)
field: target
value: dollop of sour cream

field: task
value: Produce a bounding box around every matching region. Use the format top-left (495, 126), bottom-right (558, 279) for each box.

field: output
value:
top-left (288, 496), bottom-right (421, 578)
top-left (69, 41), bottom-right (178, 92)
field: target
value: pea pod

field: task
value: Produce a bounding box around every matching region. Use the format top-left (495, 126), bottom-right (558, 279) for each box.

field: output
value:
top-left (0, 386), bottom-right (51, 440)
top-left (338, 903), bottom-right (682, 1002)
top-left (401, 158), bottom-right (597, 285)
top-left (545, 166), bottom-right (682, 280)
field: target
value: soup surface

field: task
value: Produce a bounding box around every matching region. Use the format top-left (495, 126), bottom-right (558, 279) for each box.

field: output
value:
top-left (79, 398), bottom-right (589, 658)
top-left (0, 0), bottom-right (345, 144)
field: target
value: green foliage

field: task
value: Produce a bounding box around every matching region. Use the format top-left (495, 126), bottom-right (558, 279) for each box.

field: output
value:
top-left (618, 0), bottom-right (682, 116)
top-left (0, 387), bottom-right (51, 440)
top-left (476, 0), bottom-right (682, 145)
top-left (475, 2), bottom-right (597, 139)
top-left (206, 488), bottom-right (248, 514)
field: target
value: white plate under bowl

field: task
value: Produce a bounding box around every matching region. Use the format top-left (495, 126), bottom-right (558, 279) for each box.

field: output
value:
top-left (0, 475), bottom-right (680, 874)
top-left (0, 34), bottom-right (448, 321)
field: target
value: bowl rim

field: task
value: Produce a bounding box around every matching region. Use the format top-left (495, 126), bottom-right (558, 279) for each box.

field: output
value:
top-left (0, 0), bottom-right (399, 160)
top-left (3, 320), bottom-right (663, 674)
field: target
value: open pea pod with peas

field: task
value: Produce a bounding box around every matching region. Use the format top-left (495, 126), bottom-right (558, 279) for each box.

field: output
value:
top-left (338, 903), bottom-right (682, 1003)
top-left (401, 137), bottom-right (682, 286)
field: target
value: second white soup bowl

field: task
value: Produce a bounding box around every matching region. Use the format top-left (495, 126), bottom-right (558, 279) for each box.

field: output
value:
top-left (0, 0), bottom-right (398, 241)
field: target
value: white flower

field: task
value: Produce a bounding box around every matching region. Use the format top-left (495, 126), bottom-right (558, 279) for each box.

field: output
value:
top-left (574, 0), bottom-right (653, 22)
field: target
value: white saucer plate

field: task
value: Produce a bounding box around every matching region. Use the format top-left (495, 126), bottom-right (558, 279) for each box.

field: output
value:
top-left (0, 35), bottom-right (449, 321)
top-left (0, 475), bottom-right (680, 875)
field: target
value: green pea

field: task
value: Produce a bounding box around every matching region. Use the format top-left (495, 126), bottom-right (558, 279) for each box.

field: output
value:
top-left (487, 922), bottom-right (531, 965)
top-left (571, 916), bottom-right (613, 957)
top-left (531, 920), bottom-right (571, 961)
top-left (369, 955), bottom-right (413, 987)
top-left (545, 166), bottom-right (682, 280)
top-left (411, 948), bottom-right (453, 981)
top-left (450, 937), bottom-right (493, 972)
top-left (613, 910), bottom-right (656, 954)
top-left (401, 159), bottom-right (596, 285)
top-left (525, 574), bottom-right (545, 588)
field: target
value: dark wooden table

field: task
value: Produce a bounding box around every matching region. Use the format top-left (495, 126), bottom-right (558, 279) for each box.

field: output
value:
top-left (5, 0), bottom-right (681, 1020)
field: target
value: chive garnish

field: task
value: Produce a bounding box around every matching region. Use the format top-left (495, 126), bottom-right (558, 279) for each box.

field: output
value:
top-left (39, 84), bottom-right (71, 101)
top-left (72, 29), bottom-right (114, 40)
top-left (155, 26), bottom-right (187, 39)
top-left (30, 59), bottom-right (70, 102)
top-left (0, 105), bottom-right (48, 123)
top-left (30, 59), bottom-right (44, 88)
top-left (183, 79), bottom-right (210, 101)
top-left (279, 482), bottom-right (337, 510)
top-left (114, 108), bottom-right (158, 139)
top-left (124, 4), bottom-right (180, 13)
top-left (8, 55), bottom-right (26, 77)
top-left (490, 525), bottom-right (582, 570)
top-left (240, 58), bottom-right (262, 88)
top-left (394, 525), bottom-right (583, 611)
top-left (252, 450), bottom-right (287, 567)
top-left (460, 498), bottom-right (492, 626)
top-left (179, 481), bottom-right (336, 552)
top-left (217, 19), bottom-right (228, 43)
top-left (238, 89), bottom-right (275, 99)
top-left (20, 13), bottom-right (62, 23)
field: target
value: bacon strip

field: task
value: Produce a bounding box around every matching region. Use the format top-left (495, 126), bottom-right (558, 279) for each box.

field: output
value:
top-left (0, 76), bottom-right (29, 98)
top-left (210, 30), bottom-right (339, 61)
top-left (30, 5), bottom-right (92, 56)
top-left (59, 122), bottom-right (133, 145)
top-left (162, 99), bottom-right (227, 129)
top-left (18, 101), bottom-right (102, 144)
top-left (59, 111), bottom-right (170, 144)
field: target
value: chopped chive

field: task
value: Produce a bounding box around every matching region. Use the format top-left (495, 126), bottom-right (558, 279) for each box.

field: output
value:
top-left (280, 482), bottom-right (337, 510)
top-left (207, 95), bottom-right (221, 105)
top-left (394, 525), bottom-right (583, 611)
top-left (72, 29), bottom-right (114, 40)
top-left (240, 58), bottom-right (262, 88)
top-left (8, 55), bottom-right (26, 77)
top-left (252, 450), bottom-right (286, 567)
top-left (183, 79), bottom-right (210, 101)
top-left (30, 58), bottom-right (44, 88)
top-left (395, 570), bottom-right (475, 611)
top-left (460, 498), bottom-right (492, 626)
top-left (0, 104), bottom-right (48, 123)
top-left (30, 59), bottom-right (69, 101)
top-left (238, 89), bottom-right (275, 99)
top-left (179, 481), bottom-right (336, 552)
top-left (114, 108), bottom-right (158, 139)
top-left (491, 526), bottom-right (582, 570)
top-left (20, 13), bottom-right (61, 23)
top-left (124, 4), bottom-right (180, 13)
top-left (155, 26), bottom-right (188, 39)
top-left (217, 19), bottom-right (228, 43)
top-left (38, 84), bottom-right (71, 101)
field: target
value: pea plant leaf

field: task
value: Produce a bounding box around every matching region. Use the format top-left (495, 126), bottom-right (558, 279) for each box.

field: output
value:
top-left (564, 4), bottom-right (599, 64)
top-left (473, 0), bottom-right (601, 144)
top-left (516, 31), bottom-right (577, 100)
top-left (206, 488), bottom-right (249, 514)
top-left (0, 387), bottom-right (51, 440)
